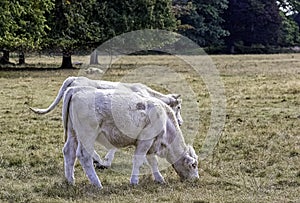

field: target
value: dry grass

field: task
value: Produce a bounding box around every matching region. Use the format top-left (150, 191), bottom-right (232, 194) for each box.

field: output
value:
top-left (0, 54), bottom-right (299, 202)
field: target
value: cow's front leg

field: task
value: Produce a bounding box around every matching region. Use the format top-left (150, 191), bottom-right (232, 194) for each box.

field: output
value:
top-left (77, 142), bottom-right (103, 188)
top-left (130, 140), bottom-right (153, 185)
top-left (146, 154), bottom-right (165, 184)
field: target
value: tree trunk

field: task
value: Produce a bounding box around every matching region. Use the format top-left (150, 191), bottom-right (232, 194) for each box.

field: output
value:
top-left (18, 52), bottom-right (25, 65)
top-left (90, 50), bottom-right (99, 64)
top-left (60, 52), bottom-right (73, 69)
top-left (229, 44), bottom-right (235, 54)
top-left (0, 50), bottom-right (13, 65)
top-left (226, 37), bottom-right (236, 54)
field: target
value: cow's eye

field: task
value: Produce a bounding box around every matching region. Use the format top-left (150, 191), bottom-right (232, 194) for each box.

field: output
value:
top-left (192, 163), bottom-right (197, 168)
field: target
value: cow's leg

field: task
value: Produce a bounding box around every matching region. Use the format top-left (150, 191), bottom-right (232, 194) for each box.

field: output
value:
top-left (62, 129), bottom-right (77, 185)
top-left (146, 154), bottom-right (165, 184)
top-left (102, 148), bottom-right (117, 168)
top-left (76, 142), bottom-right (103, 188)
top-left (93, 151), bottom-right (105, 169)
top-left (130, 140), bottom-right (154, 185)
top-left (93, 148), bottom-right (117, 169)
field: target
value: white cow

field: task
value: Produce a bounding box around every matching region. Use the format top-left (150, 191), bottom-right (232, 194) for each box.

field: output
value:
top-left (30, 76), bottom-right (183, 125)
top-left (62, 86), bottom-right (199, 188)
top-left (30, 76), bottom-right (183, 168)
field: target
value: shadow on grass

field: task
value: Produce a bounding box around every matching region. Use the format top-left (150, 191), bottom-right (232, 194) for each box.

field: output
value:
top-left (42, 174), bottom-right (208, 201)
top-left (0, 67), bottom-right (76, 72)
top-left (42, 178), bottom-right (166, 200)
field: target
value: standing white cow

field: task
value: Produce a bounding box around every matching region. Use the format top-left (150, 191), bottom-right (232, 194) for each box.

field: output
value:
top-left (30, 76), bottom-right (183, 168)
top-left (30, 76), bottom-right (183, 126)
top-left (62, 86), bottom-right (198, 188)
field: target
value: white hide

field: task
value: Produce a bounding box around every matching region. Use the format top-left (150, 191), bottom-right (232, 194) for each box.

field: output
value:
top-left (62, 86), bottom-right (198, 188)
top-left (30, 76), bottom-right (183, 125)
top-left (30, 76), bottom-right (183, 168)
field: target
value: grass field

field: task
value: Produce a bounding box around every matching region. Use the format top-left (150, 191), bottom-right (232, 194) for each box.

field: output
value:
top-left (0, 54), bottom-right (299, 202)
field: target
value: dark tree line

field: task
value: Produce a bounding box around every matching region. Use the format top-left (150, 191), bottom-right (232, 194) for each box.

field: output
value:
top-left (224, 0), bottom-right (282, 53)
top-left (0, 0), bottom-right (299, 67)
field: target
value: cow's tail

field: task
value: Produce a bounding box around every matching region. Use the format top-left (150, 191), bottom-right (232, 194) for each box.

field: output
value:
top-left (30, 77), bottom-right (77, 114)
top-left (62, 86), bottom-right (75, 142)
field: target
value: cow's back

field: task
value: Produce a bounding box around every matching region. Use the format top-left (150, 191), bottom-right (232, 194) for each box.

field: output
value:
top-left (71, 88), bottom-right (166, 149)
top-left (72, 77), bottom-right (119, 89)
top-left (94, 90), bottom-right (152, 139)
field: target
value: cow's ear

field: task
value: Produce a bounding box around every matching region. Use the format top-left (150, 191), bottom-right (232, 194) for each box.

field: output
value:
top-left (162, 94), bottom-right (181, 106)
top-left (187, 145), bottom-right (198, 160)
top-left (161, 94), bottom-right (181, 106)
top-left (169, 98), bottom-right (179, 107)
top-left (171, 94), bottom-right (181, 99)
top-left (160, 96), bottom-right (175, 105)
top-left (184, 156), bottom-right (195, 165)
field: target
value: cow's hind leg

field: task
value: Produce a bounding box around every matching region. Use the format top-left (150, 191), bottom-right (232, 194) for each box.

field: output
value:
top-left (94, 149), bottom-right (117, 169)
top-left (76, 142), bottom-right (103, 188)
top-left (103, 148), bottom-right (117, 168)
top-left (93, 151), bottom-right (106, 169)
top-left (62, 129), bottom-right (77, 185)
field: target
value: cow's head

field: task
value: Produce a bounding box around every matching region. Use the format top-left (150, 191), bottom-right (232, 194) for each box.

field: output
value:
top-left (172, 145), bottom-right (199, 181)
top-left (163, 94), bottom-right (183, 126)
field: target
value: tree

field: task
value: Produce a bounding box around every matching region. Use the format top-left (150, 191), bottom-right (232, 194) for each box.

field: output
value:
top-left (174, 0), bottom-right (229, 47)
top-left (93, 0), bottom-right (176, 42)
top-left (47, 0), bottom-right (177, 68)
top-left (278, 12), bottom-right (300, 46)
top-left (46, 0), bottom-right (101, 68)
top-left (277, 0), bottom-right (300, 47)
top-left (0, 0), bottom-right (53, 65)
top-left (295, 13), bottom-right (300, 28)
top-left (223, 0), bottom-right (282, 53)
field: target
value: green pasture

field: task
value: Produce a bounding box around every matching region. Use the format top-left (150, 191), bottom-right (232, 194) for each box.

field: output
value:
top-left (0, 54), bottom-right (299, 202)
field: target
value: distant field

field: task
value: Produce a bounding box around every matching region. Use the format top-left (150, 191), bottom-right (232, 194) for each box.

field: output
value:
top-left (0, 54), bottom-right (299, 202)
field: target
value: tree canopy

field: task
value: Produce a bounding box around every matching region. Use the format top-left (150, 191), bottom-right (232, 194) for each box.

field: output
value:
top-left (0, 0), bottom-right (53, 64)
top-left (44, 0), bottom-right (177, 68)
top-left (223, 0), bottom-right (283, 53)
top-left (0, 0), bottom-right (53, 51)
top-left (174, 0), bottom-right (229, 47)
top-left (0, 0), bottom-right (300, 65)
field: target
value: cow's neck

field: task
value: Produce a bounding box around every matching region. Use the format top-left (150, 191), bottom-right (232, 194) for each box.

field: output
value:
top-left (165, 118), bottom-right (187, 164)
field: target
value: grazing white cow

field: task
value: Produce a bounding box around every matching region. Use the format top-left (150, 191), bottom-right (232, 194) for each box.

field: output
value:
top-left (62, 86), bottom-right (199, 188)
top-left (30, 76), bottom-right (183, 168)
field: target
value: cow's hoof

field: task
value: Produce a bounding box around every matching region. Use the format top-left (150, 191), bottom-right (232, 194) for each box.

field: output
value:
top-left (94, 161), bottom-right (109, 170)
top-left (96, 185), bottom-right (103, 189)
top-left (153, 172), bottom-right (165, 184)
top-left (130, 176), bottom-right (139, 185)
top-left (91, 181), bottom-right (103, 189)
top-left (64, 179), bottom-right (75, 186)
top-left (130, 181), bottom-right (138, 186)
top-left (94, 164), bottom-right (108, 170)
top-left (154, 179), bottom-right (166, 184)
top-left (92, 184), bottom-right (103, 189)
